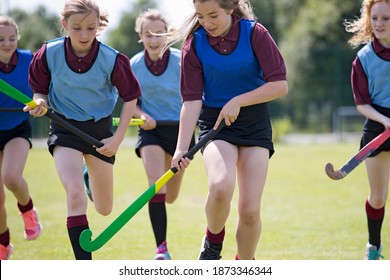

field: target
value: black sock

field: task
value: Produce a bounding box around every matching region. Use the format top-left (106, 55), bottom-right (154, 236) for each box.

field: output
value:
top-left (367, 217), bottom-right (384, 248)
top-left (67, 225), bottom-right (92, 260)
top-left (366, 200), bottom-right (385, 248)
top-left (148, 201), bottom-right (167, 247)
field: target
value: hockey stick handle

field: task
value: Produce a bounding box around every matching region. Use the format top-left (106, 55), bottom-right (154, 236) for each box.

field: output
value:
top-left (0, 107), bottom-right (25, 112)
top-left (325, 129), bottom-right (390, 180)
top-left (170, 121), bottom-right (225, 172)
top-left (45, 108), bottom-right (103, 148)
top-left (112, 117), bottom-right (179, 126)
top-left (79, 121), bottom-right (225, 252)
top-left (0, 79), bottom-right (103, 148)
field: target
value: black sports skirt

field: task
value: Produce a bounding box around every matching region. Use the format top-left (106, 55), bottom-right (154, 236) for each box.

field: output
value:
top-left (0, 120), bottom-right (32, 151)
top-left (360, 104), bottom-right (390, 157)
top-left (135, 124), bottom-right (196, 158)
top-left (47, 112), bottom-right (114, 164)
top-left (198, 104), bottom-right (274, 158)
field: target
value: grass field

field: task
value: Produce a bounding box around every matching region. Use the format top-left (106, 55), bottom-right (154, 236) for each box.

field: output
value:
top-left (4, 137), bottom-right (389, 260)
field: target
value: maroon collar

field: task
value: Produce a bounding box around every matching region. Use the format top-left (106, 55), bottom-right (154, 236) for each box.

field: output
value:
top-left (208, 16), bottom-right (240, 47)
top-left (65, 36), bottom-right (99, 62)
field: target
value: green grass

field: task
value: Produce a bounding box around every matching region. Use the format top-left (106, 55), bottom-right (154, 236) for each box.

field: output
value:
top-left (4, 140), bottom-right (389, 260)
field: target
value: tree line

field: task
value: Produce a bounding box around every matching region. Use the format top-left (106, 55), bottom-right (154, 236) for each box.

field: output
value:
top-left (6, 0), bottom-right (363, 136)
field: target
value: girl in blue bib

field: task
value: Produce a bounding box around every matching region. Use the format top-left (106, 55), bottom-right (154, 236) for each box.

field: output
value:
top-left (166, 0), bottom-right (288, 260)
top-left (131, 9), bottom-right (195, 260)
top-left (344, 0), bottom-right (390, 260)
top-left (0, 15), bottom-right (42, 261)
top-left (26, 0), bottom-right (141, 260)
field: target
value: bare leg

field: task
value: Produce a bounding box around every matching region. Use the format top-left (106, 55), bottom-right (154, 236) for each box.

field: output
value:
top-left (236, 147), bottom-right (269, 260)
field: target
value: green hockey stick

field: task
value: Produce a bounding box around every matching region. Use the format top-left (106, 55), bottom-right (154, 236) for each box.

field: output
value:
top-left (79, 121), bottom-right (225, 252)
top-left (0, 79), bottom-right (103, 148)
top-left (112, 117), bottom-right (179, 126)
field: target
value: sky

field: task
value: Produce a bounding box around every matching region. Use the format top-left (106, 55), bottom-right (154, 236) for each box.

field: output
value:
top-left (0, 0), bottom-right (194, 30)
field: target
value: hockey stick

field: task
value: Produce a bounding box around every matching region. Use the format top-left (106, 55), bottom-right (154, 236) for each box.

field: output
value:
top-left (79, 121), bottom-right (226, 252)
top-left (0, 79), bottom-right (103, 148)
top-left (0, 107), bottom-right (24, 112)
top-left (325, 129), bottom-right (390, 180)
top-left (83, 117), bottom-right (180, 197)
top-left (112, 117), bottom-right (179, 126)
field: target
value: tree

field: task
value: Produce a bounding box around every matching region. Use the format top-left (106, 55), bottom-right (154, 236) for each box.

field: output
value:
top-left (10, 6), bottom-right (61, 52)
top-left (107, 0), bottom-right (167, 117)
top-left (4, 0), bottom-right (368, 134)
top-left (251, 1), bottom-right (278, 41)
top-left (107, 0), bottom-right (158, 58)
top-left (275, 0), bottom-right (361, 131)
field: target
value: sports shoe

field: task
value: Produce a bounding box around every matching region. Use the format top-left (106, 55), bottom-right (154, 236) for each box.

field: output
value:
top-left (198, 236), bottom-right (222, 260)
top-left (83, 163), bottom-right (93, 202)
top-left (364, 243), bottom-right (384, 260)
top-left (154, 241), bottom-right (171, 260)
top-left (0, 243), bottom-right (13, 260)
top-left (20, 208), bottom-right (42, 240)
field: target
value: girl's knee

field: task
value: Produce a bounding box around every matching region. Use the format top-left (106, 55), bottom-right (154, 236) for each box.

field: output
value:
top-left (368, 191), bottom-right (387, 208)
top-left (209, 181), bottom-right (234, 203)
top-left (95, 204), bottom-right (112, 216)
top-left (165, 194), bottom-right (177, 204)
top-left (239, 208), bottom-right (260, 225)
top-left (67, 189), bottom-right (87, 212)
top-left (165, 189), bottom-right (179, 203)
top-left (210, 188), bottom-right (232, 204)
top-left (3, 174), bottom-right (22, 191)
top-left (368, 198), bottom-right (386, 209)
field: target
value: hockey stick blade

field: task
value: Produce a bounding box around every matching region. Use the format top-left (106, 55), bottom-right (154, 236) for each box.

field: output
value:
top-left (325, 129), bottom-right (390, 180)
top-left (325, 162), bottom-right (346, 180)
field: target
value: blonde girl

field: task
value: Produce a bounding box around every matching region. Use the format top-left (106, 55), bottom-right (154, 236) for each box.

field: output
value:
top-left (26, 0), bottom-right (141, 259)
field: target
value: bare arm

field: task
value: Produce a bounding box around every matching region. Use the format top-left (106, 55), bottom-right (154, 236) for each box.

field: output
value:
top-left (215, 80), bottom-right (288, 129)
top-left (133, 104), bottom-right (156, 130)
top-left (357, 104), bottom-right (390, 130)
top-left (96, 99), bottom-right (137, 157)
top-left (172, 100), bottom-right (202, 170)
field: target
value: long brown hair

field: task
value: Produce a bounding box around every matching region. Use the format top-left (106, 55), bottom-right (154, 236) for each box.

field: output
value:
top-left (344, 0), bottom-right (390, 47)
top-left (161, 0), bottom-right (255, 54)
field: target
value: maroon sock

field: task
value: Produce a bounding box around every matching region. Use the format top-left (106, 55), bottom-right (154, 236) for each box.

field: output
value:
top-left (66, 214), bottom-right (88, 228)
top-left (18, 198), bottom-right (33, 213)
top-left (150, 193), bottom-right (166, 203)
top-left (67, 215), bottom-right (91, 260)
top-left (0, 228), bottom-right (10, 246)
top-left (206, 227), bottom-right (225, 245)
top-left (365, 199), bottom-right (385, 248)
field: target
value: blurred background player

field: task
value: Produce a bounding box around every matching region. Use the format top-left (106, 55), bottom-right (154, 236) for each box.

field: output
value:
top-left (0, 15), bottom-right (42, 260)
top-left (130, 9), bottom-right (194, 260)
